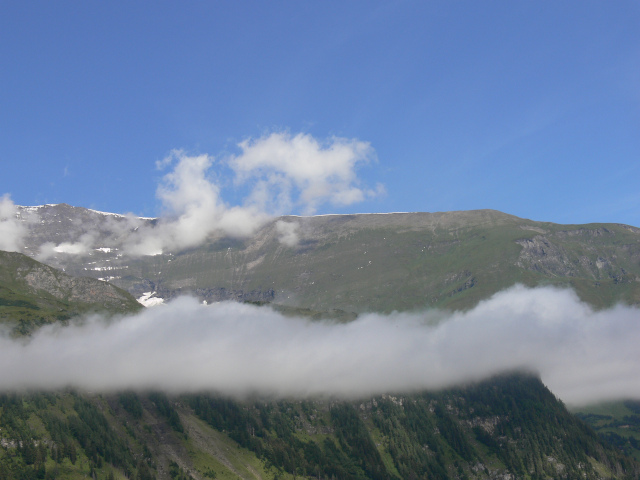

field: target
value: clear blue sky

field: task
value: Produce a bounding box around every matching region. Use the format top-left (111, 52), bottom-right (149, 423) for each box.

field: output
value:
top-left (1, 1), bottom-right (639, 226)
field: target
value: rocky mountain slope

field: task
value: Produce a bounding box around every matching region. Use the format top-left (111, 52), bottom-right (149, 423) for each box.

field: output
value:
top-left (3, 203), bottom-right (640, 479)
top-left (0, 250), bottom-right (142, 335)
top-left (16, 204), bottom-right (640, 312)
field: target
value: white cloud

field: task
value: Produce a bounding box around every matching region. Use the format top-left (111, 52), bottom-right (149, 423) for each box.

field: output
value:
top-left (0, 194), bottom-right (27, 252)
top-left (23, 132), bottom-right (382, 256)
top-left (1, 285), bottom-right (639, 405)
top-left (117, 133), bottom-right (381, 254)
top-left (36, 231), bottom-right (98, 260)
top-left (122, 150), bottom-right (269, 255)
top-left (275, 220), bottom-right (300, 247)
top-left (230, 132), bottom-right (380, 215)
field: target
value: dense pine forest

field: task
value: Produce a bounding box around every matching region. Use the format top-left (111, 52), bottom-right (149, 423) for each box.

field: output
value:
top-left (1, 373), bottom-right (638, 480)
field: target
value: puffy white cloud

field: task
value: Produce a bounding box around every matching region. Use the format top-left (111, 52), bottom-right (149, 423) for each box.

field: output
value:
top-left (230, 132), bottom-right (380, 215)
top-left (120, 133), bottom-right (381, 254)
top-left (124, 150), bottom-right (268, 255)
top-left (30, 133), bottom-right (380, 256)
top-left (23, 132), bottom-right (382, 256)
top-left (0, 194), bottom-right (27, 252)
top-left (1, 285), bottom-right (639, 405)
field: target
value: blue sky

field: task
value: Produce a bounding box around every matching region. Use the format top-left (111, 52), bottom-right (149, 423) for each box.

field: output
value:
top-left (1, 1), bottom-right (639, 226)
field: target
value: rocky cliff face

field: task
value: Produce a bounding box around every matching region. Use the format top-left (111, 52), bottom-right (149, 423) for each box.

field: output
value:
top-left (0, 250), bottom-right (142, 334)
top-left (515, 227), bottom-right (640, 280)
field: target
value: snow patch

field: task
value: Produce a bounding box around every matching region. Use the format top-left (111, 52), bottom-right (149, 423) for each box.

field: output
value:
top-left (284, 212), bottom-right (412, 218)
top-left (137, 292), bottom-right (165, 307)
top-left (18, 204), bottom-right (155, 221)
top-left (93, 266), bottom-right (114, 272)
top-left (87, 208), bottom-right (156, 221)
top-left (86, 265), bottom-right (127, 272)
top-left (20, 204), bottom-right (60, 212)
top-left (53, 243), bottom-right (87, 254)
top-left (97, 276), bottom-right (119, 282)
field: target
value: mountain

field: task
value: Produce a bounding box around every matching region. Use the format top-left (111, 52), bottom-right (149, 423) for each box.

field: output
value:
top-left (0, 250), bottom-right (142, 335)
top-left (16, 204), bottom-right (640, 311)
top-left (3, 203), bottom-right (640, 479)
top-left (2, 374), bottom-right (639, 480)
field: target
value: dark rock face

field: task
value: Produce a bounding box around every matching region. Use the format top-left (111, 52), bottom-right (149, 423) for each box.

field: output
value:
top-left (515, 232), bottom-right (640, 285)
top-left (515, 236), bottom-right (577, 276)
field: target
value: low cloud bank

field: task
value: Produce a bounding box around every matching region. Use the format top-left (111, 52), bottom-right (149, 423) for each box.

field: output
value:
top-left (1, 285), bottom-right (638, 405)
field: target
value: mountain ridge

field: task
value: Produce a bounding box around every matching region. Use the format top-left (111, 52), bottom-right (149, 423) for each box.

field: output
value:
top-left (15, 204), bottom-right (640, 312)
top-left (0, 250), bottom-right (142, 335)
top-left (2, 204), bottom-right (640, 478)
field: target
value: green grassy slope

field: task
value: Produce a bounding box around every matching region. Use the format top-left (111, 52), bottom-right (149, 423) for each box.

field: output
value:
top-left (99, 211), bottom-right (640, 313)
top-left (0, 251), bottom-right (142, 335)
top-left (22, 207), bottom-right (640, 312)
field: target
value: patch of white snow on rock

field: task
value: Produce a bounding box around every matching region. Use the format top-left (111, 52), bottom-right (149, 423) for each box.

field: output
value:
top-left (137, 292), bottom-right (165, 308)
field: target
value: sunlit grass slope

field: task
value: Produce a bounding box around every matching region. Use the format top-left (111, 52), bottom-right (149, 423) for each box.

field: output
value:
top-left (105, 210), bottom-right (640, 313)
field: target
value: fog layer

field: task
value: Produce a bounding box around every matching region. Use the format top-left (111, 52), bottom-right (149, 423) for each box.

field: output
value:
top-left (1, 285), bottom-right (638, 405)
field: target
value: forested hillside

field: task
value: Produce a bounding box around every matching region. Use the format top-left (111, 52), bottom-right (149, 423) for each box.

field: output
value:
top-left (1, 374), bottom-right (638, 480)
